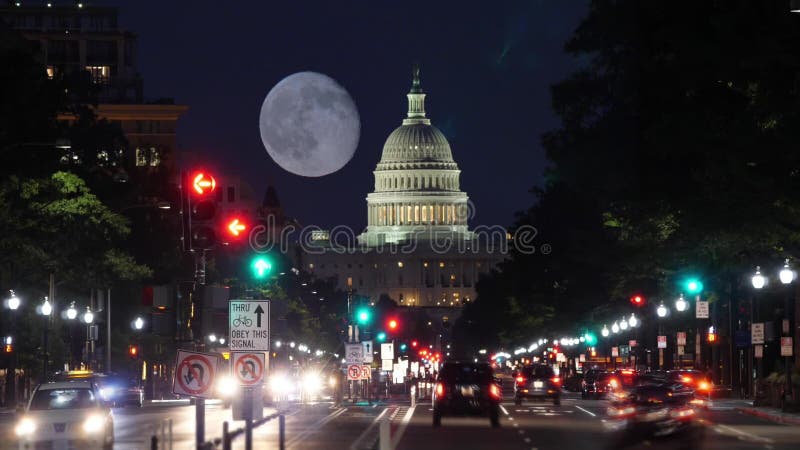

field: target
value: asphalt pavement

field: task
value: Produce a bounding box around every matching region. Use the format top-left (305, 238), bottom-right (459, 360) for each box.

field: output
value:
top-left (1, 393), bottom-right (799, 449)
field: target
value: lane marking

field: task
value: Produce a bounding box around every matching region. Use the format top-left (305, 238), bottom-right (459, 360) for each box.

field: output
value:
top-left (575, 406), bottom-right (597, 417)
top-left (714, 424), bottom-right (774, 444)
top-left (286, 407), bottom-right (346, 448)
top-left (391, 405), bottom-right (416, 448)
top-left (349, 407), bottom-right (390, 450)
top-left (499, 405), bottom-right (510, 416)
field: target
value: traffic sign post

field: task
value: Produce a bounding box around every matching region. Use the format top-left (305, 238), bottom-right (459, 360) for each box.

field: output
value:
top-left (347, 364), bottom-right (362, 381)
top-left (172, 350), bottom-right (219, 448)
top-left (362, 340), bottom-right (374, 363)
top-left (380, 343), bottom-right (394, 360)
top-left (229, 300), bottom-right (270, 351)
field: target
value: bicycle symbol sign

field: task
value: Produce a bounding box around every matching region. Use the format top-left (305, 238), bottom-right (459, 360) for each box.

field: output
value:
top-left (229, 300), bottom-right (270, 351)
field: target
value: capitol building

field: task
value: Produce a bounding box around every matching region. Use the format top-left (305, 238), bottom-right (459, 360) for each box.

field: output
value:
top-left (299, 68), bottom-right (506, 310)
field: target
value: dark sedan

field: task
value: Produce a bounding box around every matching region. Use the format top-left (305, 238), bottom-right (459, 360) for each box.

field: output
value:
top-left (514, 364), bottom-right (561, 405)
top-left (433, 361), bottom-right (502, 427)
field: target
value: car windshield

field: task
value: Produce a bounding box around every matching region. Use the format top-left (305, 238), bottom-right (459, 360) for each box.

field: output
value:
top-left (522, 365), bottom-right (554, 378)
top-left (440, 363), bottom-right (493, 383)
top-left (29, 388), bottom-right (97, 410)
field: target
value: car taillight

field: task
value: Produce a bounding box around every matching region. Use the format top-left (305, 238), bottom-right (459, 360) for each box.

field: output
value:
top-left (608, 378), bottom-right (619, 389)
top-left (436, 383), bottom-right (444, 397)
top-left (551, 376), bottom-right (561, 384)
top-left (516, 376), bottom-right (525, 384)
top-left (681, 376), bottom-right (693, 383)
top-left (489, 384), bottom-right (501, 399)
top-left (697, 380), bottom-right (711, 391)
top-left (607, 405), bottom-right (636, 417)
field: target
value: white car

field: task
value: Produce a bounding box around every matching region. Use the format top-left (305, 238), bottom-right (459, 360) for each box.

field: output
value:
top-left (15, 380), bottom-right (114, 450)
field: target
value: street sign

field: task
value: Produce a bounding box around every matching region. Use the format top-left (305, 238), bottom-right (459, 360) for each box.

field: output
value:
top-left (629, 340), bottom-right (637, 347)
top-left (346, 343), bottom-right (364, 365)
top-left (347, 364), bottom-right (362, 381)
top-left (611, 347), bottom-right (619, 357)
top-left (232, 352), bottom-right (266, 386)
top-left (657, 335), bottom-right (667, 349)
top-left (229, 300), bottom-right (270, 351)
top-left (362, 340), bottom-right (374, 363)
top-left (579, 354), bottom-right (586, 362)
top-left (677, 332), bottom-right (687, 346)
top-left (361, 365), bottom-right (372, 379)
top-left (382, 359), bottom-right (393, 371)
top-left (380, 343), bottom-right (394, 360)
top-left (754, 344), bottom-right (763, 358)
top-left (696, 301), bottom-right (709, 319)
top-left (172, 350), bottom-right (219, 398)
top-left (781, 337), bottom-right (793, 356)
top-left (782, 319), bottom-right (790, 334)
top-left (751, 323), bottom-right (765, 344)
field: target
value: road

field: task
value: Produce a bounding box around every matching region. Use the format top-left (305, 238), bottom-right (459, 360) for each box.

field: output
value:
top-left (1, 393), bottom-right (798, 449)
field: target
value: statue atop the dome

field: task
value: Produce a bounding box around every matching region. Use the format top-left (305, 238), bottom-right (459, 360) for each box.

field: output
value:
top-left (411, 63), bottom-right (423, 93)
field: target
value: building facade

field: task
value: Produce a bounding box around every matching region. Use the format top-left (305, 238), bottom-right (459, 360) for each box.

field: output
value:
top-left (300, 67), bottom-right (506, 309)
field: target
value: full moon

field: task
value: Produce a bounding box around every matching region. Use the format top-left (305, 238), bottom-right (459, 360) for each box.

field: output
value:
top-left (259, 72), bottom-right (360, 177)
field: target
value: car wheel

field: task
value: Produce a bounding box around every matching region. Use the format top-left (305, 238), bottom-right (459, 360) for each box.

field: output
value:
top-left (490, 409), bottom-right (500, 428)
top-left (433, 410), bottom-right (442, 427)
top-left (553, 396), bottom-right (561, 406)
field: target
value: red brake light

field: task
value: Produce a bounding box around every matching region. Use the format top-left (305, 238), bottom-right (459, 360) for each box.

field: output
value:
top-left (681, 376), bottom-right (693, 383)
top-left (608, 378), bottom-right (619, 388)
top-left (516, 376), bottom-right (525, 384)
top-left (489, 384), bottom-right (501, 399)
top-left (436, 383), bottom-right (444, 397)
top-left (621, 370), bottom-right (633, 375)
top-left (551, 376), bottom-right (561, 384)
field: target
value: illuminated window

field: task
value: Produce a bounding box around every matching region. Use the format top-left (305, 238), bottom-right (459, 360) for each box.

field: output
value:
top-left (85, 65), bottom-right (110, 84)
top-left (149, 147), bottom-right (160, 166)
top-left (46, 66), bottom-right (55, 79)
top-left (439, 262), bottom-right (445, 268)
top-left (135, 148), bottom-right (147, 166)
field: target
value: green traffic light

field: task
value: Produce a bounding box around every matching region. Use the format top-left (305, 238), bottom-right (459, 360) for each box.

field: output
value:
top-left (356, 307), bottom-right (371, 325)
top-left (251, 256), bottom-right (272, 279)
top-left (584, 332), bottom-right (597, 346)
top-left (684, 278), bottom-right (703, 294)
top-left (377, 332), bottom-right (387, 342)
top-left (400, 343), bottom-right (408, 351)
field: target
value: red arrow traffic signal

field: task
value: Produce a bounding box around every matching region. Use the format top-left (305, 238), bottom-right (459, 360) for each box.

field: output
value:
top-left (192, 172), bottom-right (216, 196)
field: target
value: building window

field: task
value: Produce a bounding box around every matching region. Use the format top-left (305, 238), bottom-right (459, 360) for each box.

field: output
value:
top-left (85, 65), bottom-right (110, 84)
top-left (149, 147), bottom-right (160, 166)
top-left (227, 186), bottom-right (235, 202)
top-left (439, 262), bottom-right (445, 268)
top-left (135, 148), bottom-right (147, 166)
top-left (46, 66), bottom-right (55, 79)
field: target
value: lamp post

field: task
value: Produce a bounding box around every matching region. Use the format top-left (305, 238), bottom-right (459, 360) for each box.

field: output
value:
top-left (752, 266), bottom-right (765, 400)
top-left (657, 302), bottom-right (668, 369)
top-left (40, 297), bottom-right (52, 380)
top-left (778, 259), bottom-right (794, 408)
top-left (4, 291), bottom-right (21, 405)
top-left (64, 302), bottom-right (78, 369)
top-left (83, 307), bottom-right (94, 369)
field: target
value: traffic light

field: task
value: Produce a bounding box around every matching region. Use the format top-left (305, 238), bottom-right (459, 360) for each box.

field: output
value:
top-left (584, 332), bottom-right (597, 346)
top-left (189, 171), bottom-right (219, 249)
top-left (386, 318), bottom-right (399, 332)
top-left (684, 277), bottom-right (704, 295)
top-left (399, 343), bottom-right (408, 352)
top-left (630, 295), bottom-right (645, 307)
top-left (411, 340), bottom-right (418, 348)
top-left (128, 344), bottom-right (139, 359)
top-left (223, 216), bottom-right (248, 243)
top-left (355, 307), bottom-right (371, 325)
top-left (376, 332), bottom-right (387, 342)
top-left (251, 255), bottom-right (273, 279)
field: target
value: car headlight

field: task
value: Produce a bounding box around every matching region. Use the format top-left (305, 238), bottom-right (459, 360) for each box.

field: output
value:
top-left (82, 414), bottom-right (105, 433)
top-left (217, 375), bottom-right (237, 397)
top-left (302, 373), bottom-right (322, 393)
top-left (15, 417), bottom-right (36, 437)
top-left (269, 374), bottom-right (293, 394)
top-left (99, 387), bottom-right (115, 400)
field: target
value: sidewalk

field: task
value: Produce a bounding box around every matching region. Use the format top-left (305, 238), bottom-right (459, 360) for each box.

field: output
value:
top-left (715, 398), bottom-right (800, 425)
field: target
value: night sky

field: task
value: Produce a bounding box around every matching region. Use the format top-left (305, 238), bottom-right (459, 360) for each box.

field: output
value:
top-left (111, 0), bottom-right (588, 230)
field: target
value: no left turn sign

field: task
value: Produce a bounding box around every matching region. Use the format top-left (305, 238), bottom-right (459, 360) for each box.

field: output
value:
top-left (232, 352), bottom-right (266, 386)
top-left (172, 350), bottom-right (219, 398)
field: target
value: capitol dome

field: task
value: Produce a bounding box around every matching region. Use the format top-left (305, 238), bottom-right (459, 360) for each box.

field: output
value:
top-left (358, 65), bottom-right (471, 247)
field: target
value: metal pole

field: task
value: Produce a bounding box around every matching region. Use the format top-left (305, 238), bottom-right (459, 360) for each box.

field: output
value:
top-left (195, 398), bottom-right (205, 447)
top-left (279, 414), bottom-right (285, 450)
top-left (222, 421), bottom-right (230, 450)
top-left (42, 318), bottom-right (48, 380)
top-left (106, 288), bottom-right (111, 373)
top-left (785, 293), bottom-right (793, 407)
top-left (243, 387), bottom-right (253, 450)
top-left (168, 418), bottom-right (173, 450)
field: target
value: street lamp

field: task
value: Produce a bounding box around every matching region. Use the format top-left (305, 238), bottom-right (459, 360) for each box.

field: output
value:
top-left (601, 325), bottom-right (610, 337)
top-left (777, 259), bottom-right (794, 409)
top-left (628, 314), bottom-right (638, 328)
top-left (133, 316), bottom-right (144, 331)
top-left (675, 294), bottom-right (688, 312)
top-left (612, 322), bottom-right (620, 334)
top-left (619, 318), bottom-right (629, 331)
top-left (779, 259), bottom-right (795, 285)
top-left (82, 307), bottom-right (94, 324)
top-left (656, 302), bottom-right (668, 318)
top-left (66, 302), bottom-right (78, 320)
top-left (219, 338), bottom-right (226, 345)
top-left (208, 334), bottom-right (217, 343)
top-left (7, 290), bottom-right (20, 310)
top-left (41, 298), bottom-right (53, 316)
top-left (40, 297), bottom-right (52, 380)
top-left (752, 266), bottom-right (766, 289)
